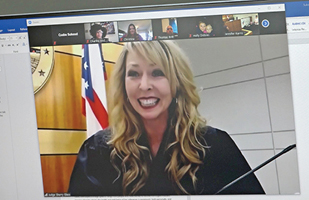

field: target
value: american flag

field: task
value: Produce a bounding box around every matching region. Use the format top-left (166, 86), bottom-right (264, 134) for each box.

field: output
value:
top-left (81, 44), bottom-right (109, 137)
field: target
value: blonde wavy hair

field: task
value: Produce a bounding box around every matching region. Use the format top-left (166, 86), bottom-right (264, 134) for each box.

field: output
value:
top-left (108, 41), bottom-right (207, 195)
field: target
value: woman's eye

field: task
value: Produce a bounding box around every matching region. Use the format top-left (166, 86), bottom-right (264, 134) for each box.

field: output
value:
top-left (127, 70), bottom-right (139, 77)
top-left (152, 69), bottom-right (165, 77)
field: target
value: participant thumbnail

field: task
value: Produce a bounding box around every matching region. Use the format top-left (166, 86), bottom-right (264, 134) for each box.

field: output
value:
top-left (51, 24), bottom-right (85, 45)
top-left (84, 22), bottom-right (118, 43)
top-left (196, 20), bottom-right (215, 36)
top-left (152, 18), bottom-right (178, 40)
top-left (118, 20), bottom-right (152, 41)
top-left (222, 14), bottom-right (260, 36)
top-left (178, 16), bottom-right (224, 39)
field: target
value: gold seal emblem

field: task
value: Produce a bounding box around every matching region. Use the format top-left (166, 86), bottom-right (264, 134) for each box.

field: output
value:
top-left (31, 47), bottom-right (54, 94)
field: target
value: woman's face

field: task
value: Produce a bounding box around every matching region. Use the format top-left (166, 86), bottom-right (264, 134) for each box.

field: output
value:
top-left (96, 30), bottom-right (103, 39)
top-left (206, 25), bottom-right (213, 33)
top-left (199, 23), bottom-right (206, 32)
top-left (129, 25), bottom-right (136, 35)
top-left (125, 52), bottom-right (172, 123)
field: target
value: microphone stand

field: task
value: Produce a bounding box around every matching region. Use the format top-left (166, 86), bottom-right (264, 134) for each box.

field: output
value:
top-left (215, 144), bottom-right (296, 194)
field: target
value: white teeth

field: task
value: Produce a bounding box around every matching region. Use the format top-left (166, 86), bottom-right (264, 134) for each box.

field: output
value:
top-left (139, 99), bottom-right (158, 107)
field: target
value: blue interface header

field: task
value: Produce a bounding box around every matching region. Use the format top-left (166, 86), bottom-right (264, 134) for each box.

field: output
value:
top-left (286, 1), bottom-right (309, 17)
top-left (0, 18), bottom-right (27, 34)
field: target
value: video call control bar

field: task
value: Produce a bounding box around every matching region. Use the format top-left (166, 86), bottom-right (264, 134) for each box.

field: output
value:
top-left (28, 10), bottom-right (287, 47)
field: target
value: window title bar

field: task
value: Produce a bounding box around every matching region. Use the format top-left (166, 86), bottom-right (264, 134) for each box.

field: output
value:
top-left (27, 4), bottom-right (285, 27)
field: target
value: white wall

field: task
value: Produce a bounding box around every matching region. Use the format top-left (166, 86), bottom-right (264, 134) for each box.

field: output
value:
top-left (176, 34), bottom-right (299, 195)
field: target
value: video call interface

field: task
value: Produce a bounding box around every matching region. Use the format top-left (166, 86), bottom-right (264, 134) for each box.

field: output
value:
top-left (2, 1), bottom-right (309, 200)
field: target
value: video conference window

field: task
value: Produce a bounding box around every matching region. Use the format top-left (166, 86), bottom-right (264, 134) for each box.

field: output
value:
top-left (27, 9), bottom-right (299, 197)
top-left (118, 20), bottom-right (153, 41)
top-left (152, 18), bottom-right (179, 39)
top-left (84, 22), bottom-right (118, 43)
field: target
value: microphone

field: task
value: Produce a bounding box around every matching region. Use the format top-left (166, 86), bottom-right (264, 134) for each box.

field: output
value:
top-left (215, 144), bottom-right (296, 194)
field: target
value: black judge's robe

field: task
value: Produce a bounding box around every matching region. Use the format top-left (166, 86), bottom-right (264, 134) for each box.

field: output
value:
top-left (68, 126), bottom-right (265, 196)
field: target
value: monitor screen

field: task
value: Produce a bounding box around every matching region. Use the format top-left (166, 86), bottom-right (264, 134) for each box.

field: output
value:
top-left (1, 1), bottom-right (309, 200)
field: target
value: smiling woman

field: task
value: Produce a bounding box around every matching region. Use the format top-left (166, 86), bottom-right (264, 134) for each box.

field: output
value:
top-left (68, 41), bottom-right (265, 196)
top-left (121, 24), bottom-right (144, 41)
top-left (125, 50), bottom-right (173, 157)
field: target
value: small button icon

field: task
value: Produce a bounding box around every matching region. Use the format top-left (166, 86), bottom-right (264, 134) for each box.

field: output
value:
top-left (261, 19), bottom-right (270, 28)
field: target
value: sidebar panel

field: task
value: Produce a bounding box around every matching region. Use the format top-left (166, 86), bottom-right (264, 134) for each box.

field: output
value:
top-left (0, 54), bottom-right (18, 200)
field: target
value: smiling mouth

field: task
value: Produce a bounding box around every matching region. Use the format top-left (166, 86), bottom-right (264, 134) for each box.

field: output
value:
top-left (138, 98), bottom-right (159, 107)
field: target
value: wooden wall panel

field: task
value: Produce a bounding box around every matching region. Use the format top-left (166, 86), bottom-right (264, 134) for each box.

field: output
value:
top-left (40, 155), bottom-right (77, 193)
top-left (104, 62), bottom-right (114, 94)
top-left (54, 45), bottom-right (82, 57)
top-left (102, 43), bottom-right (124, 63)
top-left (36, 44), bottom-right (125, 193)
top-left (35, 52), bottom-right (86, 130)
top-left (38, 130), bottom-right (86, 154)
top-left (103, 43), bottom-right (123, 107)
top-left (34, 44), bottom-right (124, 130)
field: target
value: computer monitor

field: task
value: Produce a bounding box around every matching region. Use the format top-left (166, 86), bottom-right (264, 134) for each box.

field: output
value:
top-left (1, 1), bottom-right (309, 200)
